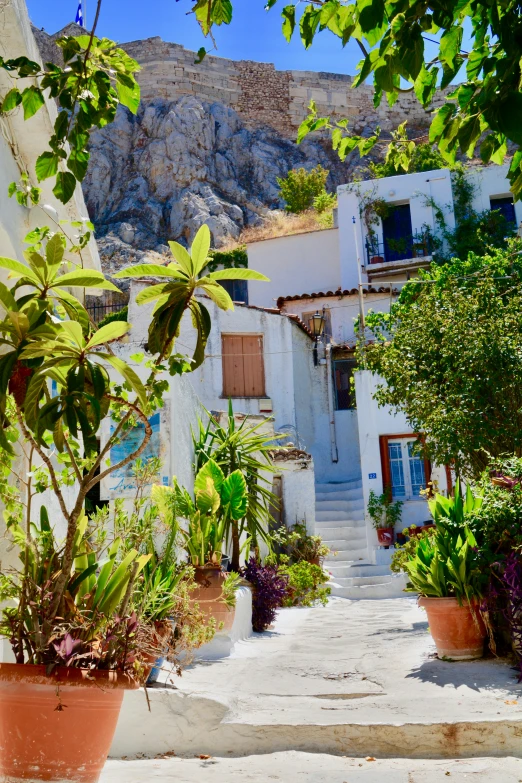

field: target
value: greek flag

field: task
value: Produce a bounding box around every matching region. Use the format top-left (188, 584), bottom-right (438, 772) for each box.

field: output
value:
top-left (75, 1), bottom-right (84, 27)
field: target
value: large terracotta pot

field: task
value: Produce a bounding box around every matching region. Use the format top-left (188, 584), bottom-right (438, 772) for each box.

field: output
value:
top-left (0, 663), bottom-right (138, 783)
top-left (419, 596), bottom-right (486, 661)
top-left (376, 527), bottom-right (394, 546)
top-left (192, 566), bottom-right (235, 633)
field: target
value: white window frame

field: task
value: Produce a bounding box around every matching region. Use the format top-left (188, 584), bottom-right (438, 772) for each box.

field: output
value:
top-left (388, 437), bottom-right (426, 500)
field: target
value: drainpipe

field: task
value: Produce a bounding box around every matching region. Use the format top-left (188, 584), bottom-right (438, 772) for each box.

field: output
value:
top-left (325, 343), bottom-right (339, 463)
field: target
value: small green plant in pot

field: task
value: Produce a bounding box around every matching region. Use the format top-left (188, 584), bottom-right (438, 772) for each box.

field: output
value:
top-left (172, 459), bottom-right (247, 632)
top-left (367, 489), bottom-right (403, 547)
top-left (403, 519), bottom-right (488, 660)
top-left (271, 522), bottom-right (331, 565)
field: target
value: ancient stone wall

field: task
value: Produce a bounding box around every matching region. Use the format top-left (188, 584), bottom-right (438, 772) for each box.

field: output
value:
top-left (35, 27), bottom-right (444, 138)
top-left (119, 37), bottom-right (446, 137)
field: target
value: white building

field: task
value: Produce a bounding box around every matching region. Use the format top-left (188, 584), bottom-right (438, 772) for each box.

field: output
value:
top-left (237, 163), bottom-right (516, 596)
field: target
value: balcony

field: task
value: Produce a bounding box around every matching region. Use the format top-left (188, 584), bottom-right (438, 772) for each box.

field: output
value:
top-left (365, 233), bottom-right (433, 278)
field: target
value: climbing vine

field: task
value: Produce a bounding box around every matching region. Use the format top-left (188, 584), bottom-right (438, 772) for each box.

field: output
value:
top-left (206, 246), bottom-right (248, 273)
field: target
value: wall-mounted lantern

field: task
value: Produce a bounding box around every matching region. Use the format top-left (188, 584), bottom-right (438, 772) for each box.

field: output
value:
top-left (308, 309), bottom-right (325, 366)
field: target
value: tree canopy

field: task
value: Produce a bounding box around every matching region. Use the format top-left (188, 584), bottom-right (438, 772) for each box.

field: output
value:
top-left (190, 0), bottom-right (522, 197)
top-left (361, 245), bottom-right (522, 479)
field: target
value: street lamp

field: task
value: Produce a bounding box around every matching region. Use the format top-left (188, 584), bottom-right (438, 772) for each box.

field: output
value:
top-left (308, 309), bottom-right (325, 366)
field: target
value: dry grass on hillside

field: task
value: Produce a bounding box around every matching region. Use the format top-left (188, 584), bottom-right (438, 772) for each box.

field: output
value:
top-left (220, 210), bottom-right (333, 250)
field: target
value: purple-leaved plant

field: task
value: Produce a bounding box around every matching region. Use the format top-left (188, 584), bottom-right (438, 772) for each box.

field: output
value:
top-left (242, 558), bottom-right (289, 632)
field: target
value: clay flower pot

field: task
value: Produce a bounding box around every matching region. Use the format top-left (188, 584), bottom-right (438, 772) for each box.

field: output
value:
top-left (191, 565), bottom-right (235, 633)
top-left (0, 663), bottom-right (138, 783)
top-left (377, 527), bottom-right (394, 546)
top-left (418, 596), bottom-right (486, 661)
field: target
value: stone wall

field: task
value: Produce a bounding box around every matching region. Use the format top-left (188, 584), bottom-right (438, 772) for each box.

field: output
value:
top-left (35, 27), bottom-right (444, 139)
top-left (120, 36), bottom-right (444, 137)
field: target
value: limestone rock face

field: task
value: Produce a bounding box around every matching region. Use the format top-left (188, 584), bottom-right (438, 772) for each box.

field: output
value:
top-left (83, 96), bottom-right (349, 264)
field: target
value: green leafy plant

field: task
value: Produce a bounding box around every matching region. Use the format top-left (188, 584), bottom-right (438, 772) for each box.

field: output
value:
top-left (363, 245), bottom-right (522, 479)
top-left (277, 165), bottom-right (329, 213)
top-left (428, 479), bottom-right (483, 528)
top-left (403, 520), bottom-right (486, 604)
top-left (271, 522), bottom-right (330, 563)
top-left (279, 560), bottom-right (331, 607)
top-left (391, 526), bottom-right (436, 574)
top-left (205, 246), bottom-right (248, 273)
top-left (367, 489), bottom-right (403, 530)
top-left (170, 459), bottom-right (248, 567)
top-left (114, 224), bottom-right (268, 371)
top-left (1, 33), bottom-right (140, 205)
top-left (193, 401), bottom-right (281, 570)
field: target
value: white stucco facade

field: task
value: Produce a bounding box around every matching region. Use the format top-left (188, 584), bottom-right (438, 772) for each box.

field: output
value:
top-left (246, 228), bottom-right (340, 309)
top-left (0, 0), bottom-right (100, 274)
top-left (355, 370), bottom-right (450, 560)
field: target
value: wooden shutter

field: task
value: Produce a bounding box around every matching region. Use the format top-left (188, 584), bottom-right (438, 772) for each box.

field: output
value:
top-left (222, 335), bottom-right (265, 397)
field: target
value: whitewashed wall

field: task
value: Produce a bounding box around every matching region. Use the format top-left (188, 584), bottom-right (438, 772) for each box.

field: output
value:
top-left (246, 228), bottom-right (340, 308)
top-left (337, 169), bottom-right (454, 290)
top-left (0, 0), bottom-right (100, 274)
top-left (355, 370), bottom-right (449, 561)
top-left (466, 163), bottom-right (522, 223)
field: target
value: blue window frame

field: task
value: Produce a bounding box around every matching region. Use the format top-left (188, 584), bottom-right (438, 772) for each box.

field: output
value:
top-left (490, 196), bottom-right (516, 227)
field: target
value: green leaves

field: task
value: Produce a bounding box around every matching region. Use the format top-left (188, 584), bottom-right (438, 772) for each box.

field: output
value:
top-left (496, 93), bottom-right (522, 147)
top-left (53, 171), bottom-right (76, 205)
top-left (1, 88), bottom-right (22, 112)
top-left (221, 470), bottom-right (248, 520)
top-left (21, 86), bottom-right (44, 120)
top-left (282, 5), bottom-right (296, 41)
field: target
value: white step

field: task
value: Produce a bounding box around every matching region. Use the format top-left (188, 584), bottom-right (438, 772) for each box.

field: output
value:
top-left (318, 524), bottom-right (366, 540)
top-left (329, 574), bottom-right (408, 600)
top-left (315, 499), bottom-right (365, 512)
top-left (315, 480), bottom-right (362, 494)
top-left (331, 574), bottom-right (395, 587)
top-left (315, 487), bottom-right (364, 502)
top-left (316, 510), bottom-right (365, 523)
top-left (325, 547), bottom-right (368, 562)
top-left (323, 536), bottom-right (367, 552)
top-left (315, 515), bottom-right (365, 527)
top-left (327, 563), bottom-right (390, 578)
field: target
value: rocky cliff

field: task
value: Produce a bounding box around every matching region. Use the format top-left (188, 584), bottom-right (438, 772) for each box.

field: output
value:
top-left (34, 27), bottom-right (439, 266)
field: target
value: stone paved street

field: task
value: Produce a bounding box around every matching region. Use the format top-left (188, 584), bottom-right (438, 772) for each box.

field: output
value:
top-left (102, 753), bottom-right (522, 782)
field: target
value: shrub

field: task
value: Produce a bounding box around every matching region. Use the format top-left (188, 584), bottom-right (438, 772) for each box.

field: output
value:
top-left (277, 165), bottom-right (329, 213)
top-left (279, 561), bottom-right (331, 607)
top-left (243, 558), bottom-right (289, 632)
top-left (97, 305), bottom-right (128, 329)
top-left (313, 191), bottom-right (337, 214)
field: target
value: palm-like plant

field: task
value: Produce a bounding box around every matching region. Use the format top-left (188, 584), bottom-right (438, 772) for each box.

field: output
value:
top-left (114, 224), bottom-right (268, 369)
top-left (193, 401), bottom-right (282, 570)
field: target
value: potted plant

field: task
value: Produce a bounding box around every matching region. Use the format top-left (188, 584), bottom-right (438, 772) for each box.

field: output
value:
top-left (403, 520), bottom-right (487, 660)
top-left (174, 459), bottom-right (247, 632)
top-left (367, 489), bottom-right (403, 547)
top-left (271, 522), bottom-right (331, 566)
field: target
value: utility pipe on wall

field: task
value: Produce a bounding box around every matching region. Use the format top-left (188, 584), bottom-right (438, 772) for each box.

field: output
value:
top-left (325, 343), bottom-right (339, 464)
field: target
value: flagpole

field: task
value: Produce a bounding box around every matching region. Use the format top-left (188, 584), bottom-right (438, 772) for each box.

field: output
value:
top-left (84, 0), bottom-right (87, 29)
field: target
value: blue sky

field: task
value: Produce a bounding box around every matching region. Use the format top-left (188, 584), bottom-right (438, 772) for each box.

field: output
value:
top-left (26, 0), bottom-right (364, 75)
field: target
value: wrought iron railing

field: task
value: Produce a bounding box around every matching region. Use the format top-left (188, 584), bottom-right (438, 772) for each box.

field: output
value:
top-left (366, 233), bottom-right (433, 266)
top-left (86, 301), bottom-right (128, 324)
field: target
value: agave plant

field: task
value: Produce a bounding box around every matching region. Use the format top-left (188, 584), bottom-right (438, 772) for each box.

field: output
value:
top-left (114, 224), bottom-right (268, 369)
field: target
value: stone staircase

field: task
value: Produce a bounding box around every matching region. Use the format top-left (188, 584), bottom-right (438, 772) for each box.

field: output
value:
top-left (315, 479), bottom-right (406, 599)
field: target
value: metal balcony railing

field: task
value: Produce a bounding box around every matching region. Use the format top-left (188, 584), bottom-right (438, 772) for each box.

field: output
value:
top-left (365, 234), bottom-right (433, 266)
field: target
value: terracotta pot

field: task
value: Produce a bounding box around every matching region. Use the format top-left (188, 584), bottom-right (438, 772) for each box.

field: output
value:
top-left (376, 527), bottom-right (394, 546)
top-left (418, 596), bottom-right (486, 661)
top-left (192, 566), bottom-right (235, 633)
top-left (307, 555), bottom-right (322, 566)
top-left (0, 663), bottom-right (138, 783)
top-left (370, 255), bottom-right (384, 264)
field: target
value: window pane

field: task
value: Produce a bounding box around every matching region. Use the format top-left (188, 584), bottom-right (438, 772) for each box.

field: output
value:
top-left (408, 441), bottom-right (426, 497)
top-left (333, 360), bottom-right (356, 410)
top-left (388, 442), bottom-right (405, 497)
top-left (490, 196), bottom-right (516, 227)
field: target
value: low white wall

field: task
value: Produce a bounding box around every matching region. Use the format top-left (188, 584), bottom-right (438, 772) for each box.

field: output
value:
top-left (276, 455), bottom-right (316, 534)
top-left (194, 585), bottom-right (253, 661)
top-left (247, 228), bottom-right (341, 308)
top-left (355, 370), bottom-right (448, 561)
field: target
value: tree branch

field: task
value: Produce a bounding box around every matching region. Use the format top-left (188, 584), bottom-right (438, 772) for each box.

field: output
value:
top-left (14, 404), bottom-right (69, 522)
